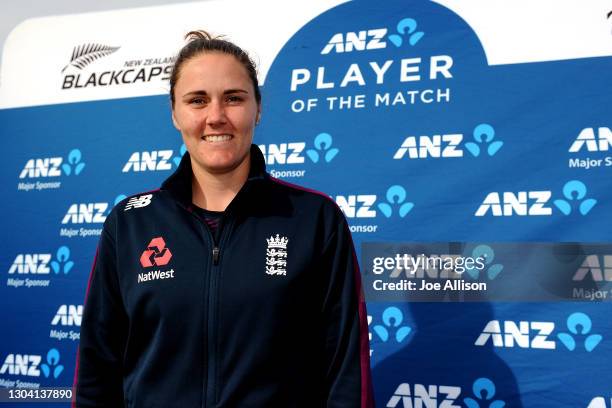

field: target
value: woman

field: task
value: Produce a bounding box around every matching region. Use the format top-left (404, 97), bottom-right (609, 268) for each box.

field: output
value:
top-left (74, 31), bottom-right (373, 408)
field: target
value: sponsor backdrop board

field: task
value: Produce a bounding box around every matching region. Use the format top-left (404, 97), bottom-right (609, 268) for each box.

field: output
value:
top-left (1, 0), bottom-right (612, 406)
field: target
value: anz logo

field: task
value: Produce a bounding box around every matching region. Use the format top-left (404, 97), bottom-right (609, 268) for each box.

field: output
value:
top-left (122, 144), bottom-right (186, 172)
top-left (387, 377), bottom-right (505, 408)
top-left (321, 18), bottom-right (424, 54)
top-left (62, 202), bottom-right (109, 224)
top-left (0, 354), bottom-right (41, 377)
top-left (51, 304), bottom-right (82, 327)
top-left (19, 149), bottom-right (85, 179)
top-left (394, 124), bottom-right (502, 159)
top-left (573, 255), bottom-right (612, 282)
top-left (335, 195), bottom-right (376, 218)
top-left (589, 397), bottom-right (612, 408)
top-left (8, 246), bottom-right (74, 275)
top-left (259, 132), bottom-right (340, 166)
top-left (569, 127), bottom-right (611, 152)
top-left (475, 180), bottom-right (597, 217)
top-left (0, 348), bottom-right (65, 379)
top-left (259, 143), bottom-right (305, 165)
top-left (387, 383), bottom-right (461, 408)
top-left (335, 185), bottom-right (414, 219)
top-left (475, 312), bottom-right (603, 352)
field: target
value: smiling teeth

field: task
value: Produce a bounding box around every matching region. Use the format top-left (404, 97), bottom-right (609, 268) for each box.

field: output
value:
top-left (204, 134), bottom-right (232, 142)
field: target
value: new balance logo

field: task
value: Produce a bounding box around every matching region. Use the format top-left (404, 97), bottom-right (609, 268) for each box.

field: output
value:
top-left (140, 237), bottom-right (172, 267)
top-left (124, 194), bottom-right (152, 211)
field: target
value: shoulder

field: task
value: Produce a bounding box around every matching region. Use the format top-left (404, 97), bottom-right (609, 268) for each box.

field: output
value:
top-left (112, 189), bottom-right (162, 213)
top-left (105, 188), bottom-right (168, 226)
top-left (265, 176), bottom-right (347, 226)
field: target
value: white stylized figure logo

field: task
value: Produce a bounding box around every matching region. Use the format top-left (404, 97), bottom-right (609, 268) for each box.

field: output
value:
top-left (266, 234), bottom-right (289, 275)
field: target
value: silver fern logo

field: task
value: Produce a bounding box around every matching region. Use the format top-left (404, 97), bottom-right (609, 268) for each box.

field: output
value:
top-left (266, 234), bottom-right (288, 276)
top-left (61, 43), bottom-right (120, 73)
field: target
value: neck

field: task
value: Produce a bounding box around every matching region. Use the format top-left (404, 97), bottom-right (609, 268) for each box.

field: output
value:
top-left (191, 155), bottom-right (251, 212)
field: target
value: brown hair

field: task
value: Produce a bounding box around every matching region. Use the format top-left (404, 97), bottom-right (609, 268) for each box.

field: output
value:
top-left (170, 30), bottom-right (261, 107)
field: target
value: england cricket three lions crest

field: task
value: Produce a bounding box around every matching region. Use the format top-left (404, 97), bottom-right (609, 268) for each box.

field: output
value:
top-left (266, 234), bottom-right (288, 275)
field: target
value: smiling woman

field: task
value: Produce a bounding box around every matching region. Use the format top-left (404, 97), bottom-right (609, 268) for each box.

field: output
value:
top-left (170, 31), bottom-right (262, 211)
top-left (74, 30), bottom-right (374, 408)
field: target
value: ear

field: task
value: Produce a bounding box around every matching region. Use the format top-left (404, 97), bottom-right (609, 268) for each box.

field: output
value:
top-left (256, 105), bottom-right (262, 124)
top-left (171, 110), bottom-right (180, 130)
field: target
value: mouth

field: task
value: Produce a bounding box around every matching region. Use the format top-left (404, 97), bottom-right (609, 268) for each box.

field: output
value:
top-left (201, 134), bottom-right (233, 142)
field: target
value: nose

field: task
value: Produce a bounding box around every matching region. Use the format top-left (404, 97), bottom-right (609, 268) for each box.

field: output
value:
top-left (206, 99), bottom-right (227, 126)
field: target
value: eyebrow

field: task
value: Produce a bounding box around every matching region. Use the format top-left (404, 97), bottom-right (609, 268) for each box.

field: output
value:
top-left (608, 10), bottom-right (612, 18)
top-left (182, 89), bottom-right (249, 98)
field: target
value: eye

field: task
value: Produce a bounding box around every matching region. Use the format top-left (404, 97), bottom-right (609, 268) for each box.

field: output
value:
top-left (226, 95), bottom-right (243, 103)
top-left (190, 97), bottom-right (206, 105)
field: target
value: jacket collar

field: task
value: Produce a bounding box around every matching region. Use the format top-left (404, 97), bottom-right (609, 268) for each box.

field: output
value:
top-left (161, 144), bottom-right (268, 208)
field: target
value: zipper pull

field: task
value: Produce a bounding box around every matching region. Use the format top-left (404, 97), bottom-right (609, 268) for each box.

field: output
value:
top-left (212, 246), bottom-right (220, 265)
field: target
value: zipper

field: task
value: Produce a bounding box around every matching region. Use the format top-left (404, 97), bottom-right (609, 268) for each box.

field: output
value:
top-left (173, 181), bottom-right (255, 407)
top-left (189, 207), bottom-right (235, 408)
top-left (204, 218), bottom-right (234, 408)
top-left (212, 247), bottom-right (220, 265)
top-left (184, 207), bottom-right (218, 408)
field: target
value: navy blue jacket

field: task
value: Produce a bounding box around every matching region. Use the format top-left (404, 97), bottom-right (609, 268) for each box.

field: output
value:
top-left (74, 145), bottom-right (373, 407)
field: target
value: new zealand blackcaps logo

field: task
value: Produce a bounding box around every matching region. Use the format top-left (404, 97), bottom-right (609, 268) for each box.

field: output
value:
top-left (62, 43), bottom-right (120, 73)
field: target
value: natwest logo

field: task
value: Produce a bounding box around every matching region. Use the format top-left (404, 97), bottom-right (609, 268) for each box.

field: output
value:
top-left (140, 237), bottom-right (172, 267)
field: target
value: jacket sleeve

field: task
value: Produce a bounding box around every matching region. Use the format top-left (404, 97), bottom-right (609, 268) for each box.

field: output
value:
top-left (73, 213), bottom-right (128, 407)
top-left (321, 212), bottom-right (374, 408)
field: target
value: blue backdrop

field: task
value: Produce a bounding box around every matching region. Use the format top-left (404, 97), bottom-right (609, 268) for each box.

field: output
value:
top-left (1, 0), bottom-right (611, 406)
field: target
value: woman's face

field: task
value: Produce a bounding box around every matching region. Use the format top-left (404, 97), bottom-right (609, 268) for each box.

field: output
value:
top-left (172, 52), bottom-right (260, 176)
